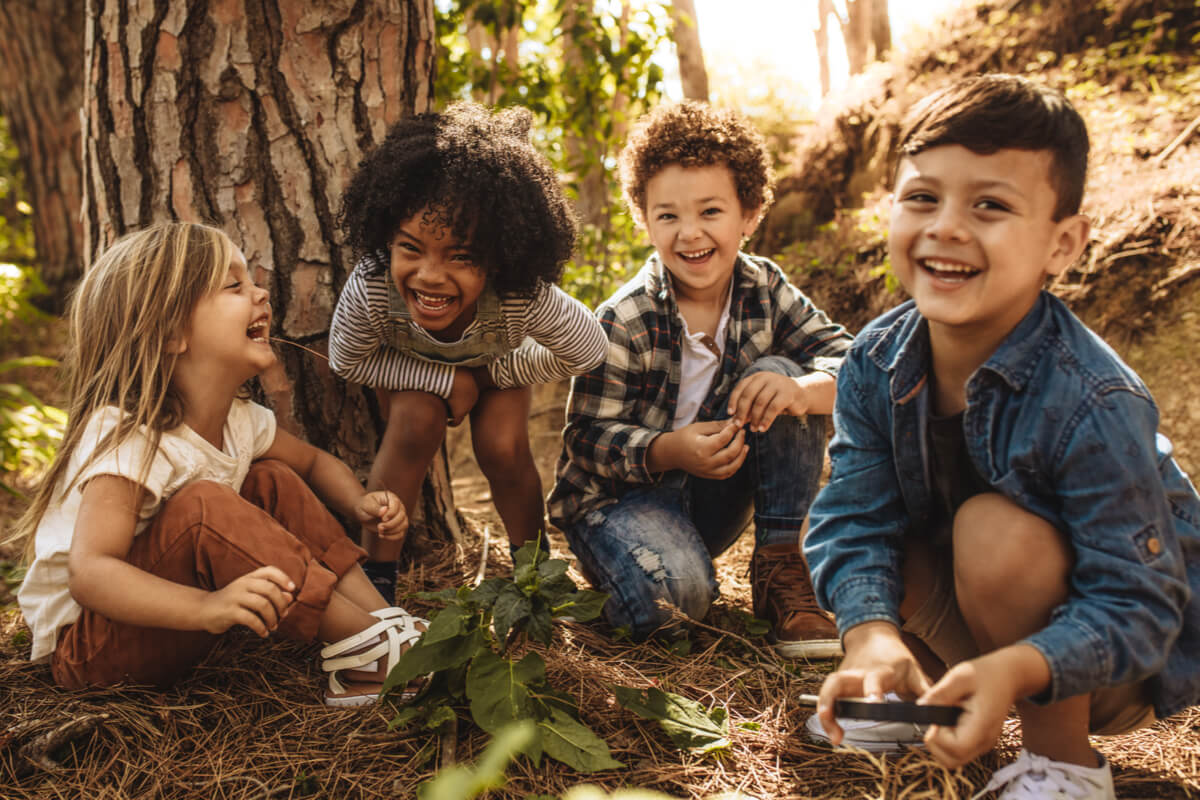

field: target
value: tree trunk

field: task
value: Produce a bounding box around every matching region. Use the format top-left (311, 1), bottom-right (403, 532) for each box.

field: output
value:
top-left (871, 0), bottom-right (892, 63)
top-left (815, 0), bottom-right (832, 98)
top-left (81, 0), bottom-right (465, 546)
top-left (0, 0), bottom-right (85, 311)
top-left (841, 0), bottom-right (871, 76)
top-left (669, 0), bottom-right (708, 101)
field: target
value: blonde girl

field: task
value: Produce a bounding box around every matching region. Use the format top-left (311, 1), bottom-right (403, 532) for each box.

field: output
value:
top-left (8, 222), bottom-right (423, 705)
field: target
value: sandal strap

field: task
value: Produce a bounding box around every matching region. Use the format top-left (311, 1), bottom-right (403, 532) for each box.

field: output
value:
top-left (320, 610), bottom-right (426, 674)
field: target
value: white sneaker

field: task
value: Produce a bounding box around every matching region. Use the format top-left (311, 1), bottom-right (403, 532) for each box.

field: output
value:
top-left (973, 749), bottom-right (1116, 799)
top-left (803, 694), bottom-right (927, 753)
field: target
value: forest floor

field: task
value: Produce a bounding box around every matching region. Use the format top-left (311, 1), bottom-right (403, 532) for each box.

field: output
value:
top-left (1, 377), bottom-right (1198, 799)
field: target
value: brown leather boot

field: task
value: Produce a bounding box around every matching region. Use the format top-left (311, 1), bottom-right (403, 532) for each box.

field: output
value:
top-left (751, 542), bottom-right (841, 659)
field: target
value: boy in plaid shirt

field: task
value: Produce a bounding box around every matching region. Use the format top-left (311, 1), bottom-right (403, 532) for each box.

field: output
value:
top-left (548, 102), bottom-right (853, 655)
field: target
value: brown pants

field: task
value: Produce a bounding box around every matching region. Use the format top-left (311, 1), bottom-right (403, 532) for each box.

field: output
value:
top-left (51, 459), bottom-right (366, 689)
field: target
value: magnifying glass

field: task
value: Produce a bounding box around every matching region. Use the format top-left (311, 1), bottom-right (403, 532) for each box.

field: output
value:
top-left (797, 694), bottom-right (963, 726)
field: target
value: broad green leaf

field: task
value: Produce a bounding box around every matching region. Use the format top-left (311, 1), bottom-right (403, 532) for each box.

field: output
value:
top-left (415, 720), bottom-right (538, 800)
top-left (524, 600), bottom-right (554, 645)
top-left (383, 628), bottom-right (485, 695)
top-left (538, 706), bottom-right (622, 772)
top-left (556, 589), bottom-right (607, 622)
top-left (421, 604), bottom-right (471, 645)
top-left (491, 583), bottom-right (532, 644)
top-left (469, 577), bottom-right (507, 609)
top-left (424, 704), bottom-right (458, 730)
top-left (611, 686), bottom-right (730, 754)
top-left (416, 587), bottom-right (461, 603)
top-left (465, 650), bottom-right (544, 732)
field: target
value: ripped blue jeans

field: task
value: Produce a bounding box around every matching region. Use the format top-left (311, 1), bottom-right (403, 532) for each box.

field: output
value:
top-left (561, 356), bottom-right (827, 640)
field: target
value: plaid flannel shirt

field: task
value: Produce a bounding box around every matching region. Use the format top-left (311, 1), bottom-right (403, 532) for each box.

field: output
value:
top-left (548, 252), bottom-right (853, 529)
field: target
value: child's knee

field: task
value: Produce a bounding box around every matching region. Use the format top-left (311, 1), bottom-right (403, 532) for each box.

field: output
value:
top-left (473, 430), bottom-right (534, 480)
top-left (603, 543), bottom-right (715, 640)
top-left (953, 493), bottom-right (1071, 595)
top-left (384, 392), bottom-right (447, 446)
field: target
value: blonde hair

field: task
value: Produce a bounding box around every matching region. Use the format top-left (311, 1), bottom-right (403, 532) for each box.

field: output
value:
top-left (5, 222), bottom-right (235, 561)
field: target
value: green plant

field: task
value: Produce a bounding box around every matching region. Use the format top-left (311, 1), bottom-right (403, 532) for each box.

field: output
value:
top-left (0, 264), bottom-right (64, 496)
top-left (382, 541), bottom-right (619, 773)
top-left (612, 686), bottom-right (731, 756)
top-left (415, 720), bottom-right (538, 800)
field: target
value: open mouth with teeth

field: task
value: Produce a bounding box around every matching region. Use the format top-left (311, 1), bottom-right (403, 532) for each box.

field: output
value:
top-left (247, 319), bottom-right (269, 343)
top-left (677, 248), bottom-right (715, 264)
top-left (411, 288), bottom-right (456, 313)
top-left (920, 258), bottom-right (982, 283)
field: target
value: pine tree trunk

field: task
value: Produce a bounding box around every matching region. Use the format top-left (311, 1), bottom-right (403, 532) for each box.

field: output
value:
top-left (669, 0), bottom-right (709, 102)
top-left (81, 0), bottom-right (465, 545)
top-left (0, 0), bottom-right (85, 310)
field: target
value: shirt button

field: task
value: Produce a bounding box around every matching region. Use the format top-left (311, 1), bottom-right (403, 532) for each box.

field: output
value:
top-left (1147, 537), bottom-right (1162, 555)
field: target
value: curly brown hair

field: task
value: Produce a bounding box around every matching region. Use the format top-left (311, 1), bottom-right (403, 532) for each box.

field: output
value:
top-left (338, 102), bottom-right (577, 296)
top-left (618, 101), bottom-right (774, 227)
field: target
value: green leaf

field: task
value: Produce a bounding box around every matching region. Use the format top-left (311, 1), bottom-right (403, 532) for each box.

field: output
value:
top-left (466, 650), bottom-right (544, 732)
top-left (424, 704), bottom-right (459, 730)
top-left (524, 600), bottom-right (554, 645)
top-left (469, 577), bottom-right (507, 610)
top-left (415, 720), bottom-right (538, 800)
top-left (492, 583), bottom-right (532, 644)
top-left (538, 706), bottom-right (623, 772)
top-left (556, 589), bottom-right (607, 622)
top-left (421, 604), bottom-right (471, 645)
top-left (383, 628), bottom-right (486, 695)
top-left (611, 686), bottom-right (731, 755)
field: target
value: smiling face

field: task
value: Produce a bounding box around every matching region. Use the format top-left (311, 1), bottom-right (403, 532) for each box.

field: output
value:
top-left (175, 248), bottom-right (274, 383)
top-left (643, 164), bottom-right (760, 303)
top-left (389, 209), bottom-right (486, 341)
top-left (889, 145), bottom-right (1089, 344)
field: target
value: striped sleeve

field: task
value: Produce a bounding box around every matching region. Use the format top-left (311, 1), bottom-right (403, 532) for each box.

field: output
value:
top-left (327, 266), bottom-right (455, 398)
top-left (487, 282), bottom-right (608, 389)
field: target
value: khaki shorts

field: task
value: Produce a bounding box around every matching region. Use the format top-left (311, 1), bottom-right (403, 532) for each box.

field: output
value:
top-left (901, 548), bottom-right (1157, 736)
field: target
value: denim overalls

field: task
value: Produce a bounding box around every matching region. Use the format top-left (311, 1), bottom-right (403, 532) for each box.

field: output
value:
top-left (386, 281), bottom-right (511, 366)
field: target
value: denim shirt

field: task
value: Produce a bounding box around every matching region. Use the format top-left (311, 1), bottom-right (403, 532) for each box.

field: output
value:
top-left (805, 292), bottom-right (1200, 718)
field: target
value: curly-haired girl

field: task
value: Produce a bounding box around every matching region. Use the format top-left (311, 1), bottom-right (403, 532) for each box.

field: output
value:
top-left (330, 102), bottom-right (606, 598)
top-left (8, 222), bottom-right (425, 705)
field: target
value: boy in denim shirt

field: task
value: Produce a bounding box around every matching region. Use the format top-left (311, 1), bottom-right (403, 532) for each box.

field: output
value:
top-left (549, 102), bottom-right (853, 655)
top-left (804, 74), bottom-right (1200, 798)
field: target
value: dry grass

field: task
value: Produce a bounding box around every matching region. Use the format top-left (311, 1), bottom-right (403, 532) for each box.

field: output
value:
top-left (3, 516), bottom-right (1199, 799)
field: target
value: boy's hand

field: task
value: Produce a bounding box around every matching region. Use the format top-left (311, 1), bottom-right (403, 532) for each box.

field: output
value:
top-left (816, 621), bottom-right (932, 745)
top-left (657, 419), bottom-right (748, 479)
top-left (356, 489), bottom-right (408, 540)
top-left (728, 373), bottom-right (809, 433)
top-left (920, 647), bottom-right (1043, 768)
top-left (198, 566), bottom-right (295, 637)
top-left (446, 368), bottom-right (481, 426)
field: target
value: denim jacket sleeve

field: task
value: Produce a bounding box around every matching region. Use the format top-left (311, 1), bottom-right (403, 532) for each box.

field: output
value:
top-left (805, 339), bottom-right (911, 634)
top-left (1022, 387), bottom-right (1191, 704)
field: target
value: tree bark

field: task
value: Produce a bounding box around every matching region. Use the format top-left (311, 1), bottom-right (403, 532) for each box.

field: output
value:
top-left (0, 0), bottom-right (85, 310)
top-left (841, 0), bottom-right (872, 76)
top-left (669, 0), bottom-right (708, 102)
top-left (81, 0), bottom-right (464, 545)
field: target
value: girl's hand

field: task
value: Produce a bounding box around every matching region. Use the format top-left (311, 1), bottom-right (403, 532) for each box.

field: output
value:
top-left (816, 621), bottom-right (932, 746)
top-left (728, 373), bottom-right (808, 432)
top-left (199, 566), bottom-right (295, 637)
top-left (356, 489), bottom-right (408, 540)
top-left (920, 651), bottom-right (1028, 768)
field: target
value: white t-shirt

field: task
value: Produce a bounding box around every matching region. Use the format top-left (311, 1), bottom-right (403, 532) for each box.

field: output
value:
top-left (672, 288), bottom-right (733, 430)
top-left (18, 399), bottom-right (277, 661)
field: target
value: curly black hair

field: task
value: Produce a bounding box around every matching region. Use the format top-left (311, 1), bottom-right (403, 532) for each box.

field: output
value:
top-left (618, 101), bottom-right (775, 227)
top-left (338, 102), bottom-right (577, 295)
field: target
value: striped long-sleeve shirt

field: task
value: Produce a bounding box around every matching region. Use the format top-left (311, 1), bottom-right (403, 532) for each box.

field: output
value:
top-left (548, 252), bottom-right (853, 529)
top-left (328, 262), bottom-right (607, 397)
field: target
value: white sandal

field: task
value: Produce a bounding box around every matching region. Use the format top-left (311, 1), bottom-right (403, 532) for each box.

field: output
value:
top-left (320, 607), bottom-right (427, 707)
